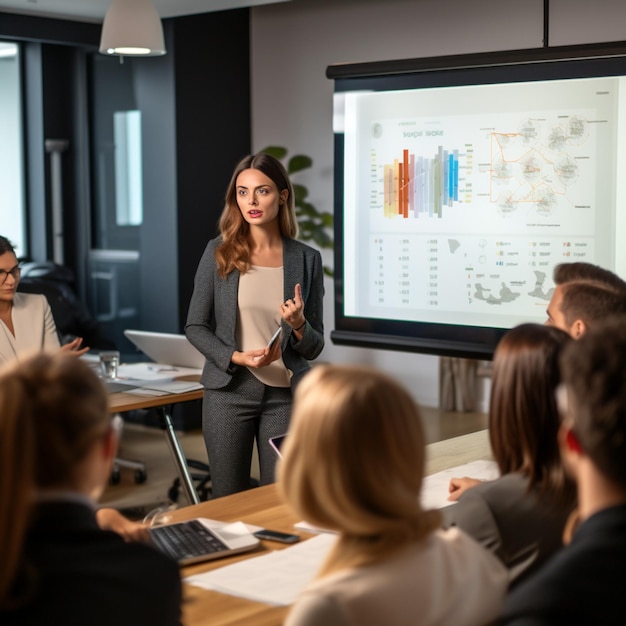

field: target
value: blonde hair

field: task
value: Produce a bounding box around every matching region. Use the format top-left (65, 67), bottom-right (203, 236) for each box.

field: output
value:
top-left (0, 353), bottom-right (110, 609)
top-left (215, 153), bottom-right (298, 278)
top-left (278, 364), bottom-right (441, 578)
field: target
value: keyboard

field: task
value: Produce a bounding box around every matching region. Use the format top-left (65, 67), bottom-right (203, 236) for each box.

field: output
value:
top-left (149, 520), bottom-right (229, 563)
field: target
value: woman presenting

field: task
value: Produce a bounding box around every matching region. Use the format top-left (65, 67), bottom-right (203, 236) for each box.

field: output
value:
top-left (185, 153), bottom-right (324, 498)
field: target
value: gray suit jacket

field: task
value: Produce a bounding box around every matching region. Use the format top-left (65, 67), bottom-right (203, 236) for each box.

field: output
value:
top-left (185, 236), bottom-right (324, 390)
top-left (440, 472), bottom-right (573, 586)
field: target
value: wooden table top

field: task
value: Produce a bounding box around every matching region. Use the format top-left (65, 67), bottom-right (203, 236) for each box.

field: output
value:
top-left (144, 429), bottom-right (492, 625)
top-left (108, 387), bottom-right (203, 413)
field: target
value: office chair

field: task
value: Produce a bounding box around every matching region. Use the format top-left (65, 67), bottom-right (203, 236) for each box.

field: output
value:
top-left (109, 411), bottom-right (148, 485)
top-left (167, 460), bottom-right (211, 502)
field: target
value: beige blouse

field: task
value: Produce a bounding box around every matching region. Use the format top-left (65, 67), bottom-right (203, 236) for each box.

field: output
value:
top-left (237, 266), bottom-right (290, 388)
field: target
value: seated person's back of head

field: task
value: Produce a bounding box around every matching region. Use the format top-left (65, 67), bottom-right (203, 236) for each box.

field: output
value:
top-left (553, 261), bottom-right (626, 293)
top-left (549, 279), bottom-right (626, 337)
top-left (501, 314), bottom-right (626, 625)
top-left (279, 364), bottom-right (508, 626)
top-left (0, 352), bottom-right (182, 626)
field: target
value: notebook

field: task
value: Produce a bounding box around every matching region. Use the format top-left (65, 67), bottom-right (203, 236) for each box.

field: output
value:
top-left (148, 519), bottom-right (260, 566)
top-left (124, 329), bottom-right (205, 369)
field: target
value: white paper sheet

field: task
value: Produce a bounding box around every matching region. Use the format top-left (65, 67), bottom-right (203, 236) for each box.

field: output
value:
top-left (185, 533), bottom-right (337, 606)
top-left (112, 362), bottom-right (203, 395)
top-left (420, 458), bottom-right (499, 510)
top-left (118, 362), bottom-right (202, 381)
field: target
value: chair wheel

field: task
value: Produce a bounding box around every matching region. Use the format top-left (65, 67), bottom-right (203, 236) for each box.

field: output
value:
top-left (168, 479), bottom-right (180, 503)
top-left (110, 468), bottom-right (121, 485)
top-left (134, 469), bottom-right (147, 484)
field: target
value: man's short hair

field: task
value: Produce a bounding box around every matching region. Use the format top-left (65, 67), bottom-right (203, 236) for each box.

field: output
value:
top-left (559, 279), bottom-right (626, 329)
top-left (560, 315), bottom-right (626, 487)
top-left (553, 262), bottom-right (626, 293)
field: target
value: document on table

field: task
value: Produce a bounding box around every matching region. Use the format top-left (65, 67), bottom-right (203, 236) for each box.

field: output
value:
top-left (116, 362), bottom-right (203, 394)
top-left (420, 458), bottom-right (499, 510)
top-left (124, 380), bottom-right (203, 395)
top-left (185, 533), bottom-right (337, 606)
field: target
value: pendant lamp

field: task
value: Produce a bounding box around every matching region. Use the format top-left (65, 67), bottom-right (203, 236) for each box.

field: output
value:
top-left (99, 0), bottom-right (166, 57)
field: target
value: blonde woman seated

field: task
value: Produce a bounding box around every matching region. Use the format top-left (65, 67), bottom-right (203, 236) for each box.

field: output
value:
top-left (0, 353), bottom-right (182, 625)
top-left (278, 364), bottom-right (508, 626)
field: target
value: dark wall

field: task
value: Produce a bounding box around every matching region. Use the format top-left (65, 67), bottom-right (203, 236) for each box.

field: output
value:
top-left (172, 10), bottom-right (251, 326)
top-left (41, 44), bottom-right (85, 271)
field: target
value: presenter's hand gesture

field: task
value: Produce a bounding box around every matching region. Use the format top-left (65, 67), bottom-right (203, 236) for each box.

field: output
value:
top-left (281, 283), bottom-right (306, 335)
top-left (447, 476), bottom-right (482, 501)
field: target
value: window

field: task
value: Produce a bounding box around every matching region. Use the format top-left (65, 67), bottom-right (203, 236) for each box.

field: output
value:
top-left (0, 41), bottom-right (26, 255)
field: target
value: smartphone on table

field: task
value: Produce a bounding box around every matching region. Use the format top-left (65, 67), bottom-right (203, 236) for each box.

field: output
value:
top-left (253, 528), bottom-right (300, 544)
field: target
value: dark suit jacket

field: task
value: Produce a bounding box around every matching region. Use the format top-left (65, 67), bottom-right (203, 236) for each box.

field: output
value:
top-left (1, 500), bottom-right (182, 626)
top-left (185, 236), bottom-right (324, 390)
top-left (499, 504), bottom-right (626, 625)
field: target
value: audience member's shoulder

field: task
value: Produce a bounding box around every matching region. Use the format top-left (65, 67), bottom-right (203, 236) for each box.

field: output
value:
top-left (12, 291), bottom-right (46, 307)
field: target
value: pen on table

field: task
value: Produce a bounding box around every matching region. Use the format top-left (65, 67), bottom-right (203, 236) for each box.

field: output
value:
top-left (148, 366), bottom-right (179, 372)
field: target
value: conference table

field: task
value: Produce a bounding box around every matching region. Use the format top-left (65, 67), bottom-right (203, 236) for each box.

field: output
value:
top-left (164, 429), bottom-right (492, 626)
top-left (109, 383), bottom-right (204, 505)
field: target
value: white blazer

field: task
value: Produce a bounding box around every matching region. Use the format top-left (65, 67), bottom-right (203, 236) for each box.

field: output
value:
top-left (0, 293), bottom-right (60, 365)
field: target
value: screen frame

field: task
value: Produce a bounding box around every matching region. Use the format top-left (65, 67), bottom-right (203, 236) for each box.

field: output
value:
top-left (328, 41), bottom-right (626, 359)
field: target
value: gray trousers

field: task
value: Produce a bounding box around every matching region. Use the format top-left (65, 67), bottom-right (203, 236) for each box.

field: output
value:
top-left (202, 367), bottom-right (292, 498)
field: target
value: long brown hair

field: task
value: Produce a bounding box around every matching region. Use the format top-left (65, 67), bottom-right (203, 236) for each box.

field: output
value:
top-left (279, 364), bottom-right (441, 578)
top-left (0, 353), bottom-right (110, 609)
top-left (214, 153), bottom-right (298, 278)
top-left (489, 323), bottom-right (575, 507)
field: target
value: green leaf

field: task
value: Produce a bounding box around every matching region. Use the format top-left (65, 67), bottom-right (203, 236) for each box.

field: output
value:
top-left (260, 146), bottom-right (287, 160)
top-left (288, 155), bottom-right (313, 174)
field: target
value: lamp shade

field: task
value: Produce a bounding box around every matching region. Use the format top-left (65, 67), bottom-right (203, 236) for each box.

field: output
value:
top-left (99, 0), bottom-right (166, 57)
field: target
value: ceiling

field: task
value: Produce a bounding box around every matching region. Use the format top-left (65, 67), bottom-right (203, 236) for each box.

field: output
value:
top-left (0, 0), bottom-right (291, 23)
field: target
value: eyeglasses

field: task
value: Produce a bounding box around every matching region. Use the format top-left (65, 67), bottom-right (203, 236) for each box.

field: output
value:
top-left (0, 264), bottom-right (21, 285)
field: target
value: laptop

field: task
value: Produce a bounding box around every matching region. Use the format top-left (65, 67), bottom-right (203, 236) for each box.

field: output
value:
top-left (124, 330), bottom-right (204, 369)
top-left (148, 518), bottom-right (260, 566)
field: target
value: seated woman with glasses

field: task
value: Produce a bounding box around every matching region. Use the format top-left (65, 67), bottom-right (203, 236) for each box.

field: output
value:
top-left (0, 352), bottom-right (182, 624)
top-left (0, 235), bottom-right (88, 364)
top-left (279, 364), bottom-right (508, 626)
top-left (0, 235), bottom-right (145, 542)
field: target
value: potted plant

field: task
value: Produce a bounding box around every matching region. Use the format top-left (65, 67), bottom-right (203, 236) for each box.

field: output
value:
top-left (261, 146), bottom-right (334, 277)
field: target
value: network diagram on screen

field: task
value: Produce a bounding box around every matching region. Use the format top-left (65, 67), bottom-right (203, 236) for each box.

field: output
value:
top-left (341, 77), bottom-right (621, 330)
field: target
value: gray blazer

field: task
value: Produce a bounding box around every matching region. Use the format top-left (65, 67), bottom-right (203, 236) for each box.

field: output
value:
top-left (440, 472), bottom-right (573, 586)
top-left (185, 236), bottom-right (324, 390)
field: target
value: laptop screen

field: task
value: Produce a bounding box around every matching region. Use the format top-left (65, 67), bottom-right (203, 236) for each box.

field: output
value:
top-left (124, 330), bottom-right (204, 369)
